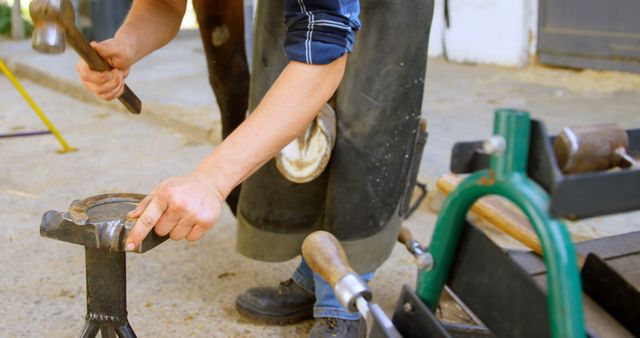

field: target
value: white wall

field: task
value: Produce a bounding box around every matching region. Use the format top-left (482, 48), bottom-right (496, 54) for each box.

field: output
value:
top-left (428, 0), bottom-right (446, 57)
top-left (428, 0), bottom-right (538, 67)
top-left (246, 0), bottom-right (539, 67)
top-left (527, 0), bottom-right (538, 57)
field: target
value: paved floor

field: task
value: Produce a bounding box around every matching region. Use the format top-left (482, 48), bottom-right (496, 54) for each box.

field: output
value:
top-left (1, 35), bottom-right (639, 337)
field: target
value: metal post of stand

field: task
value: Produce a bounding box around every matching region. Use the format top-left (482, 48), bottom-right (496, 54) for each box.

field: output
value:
top-left (79, 249), bottom-right (135, 338)
top-left (39, 193), bottom-right (168, 337)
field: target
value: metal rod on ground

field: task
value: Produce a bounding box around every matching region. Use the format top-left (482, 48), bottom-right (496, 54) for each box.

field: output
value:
top-left (0, 130), bottom-right (52, 138)
top-left (0, 59), bottom-right (76, 153)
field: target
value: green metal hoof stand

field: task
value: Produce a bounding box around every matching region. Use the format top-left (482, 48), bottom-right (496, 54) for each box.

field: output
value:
top-left (417, 110), bottom-right (586, 338)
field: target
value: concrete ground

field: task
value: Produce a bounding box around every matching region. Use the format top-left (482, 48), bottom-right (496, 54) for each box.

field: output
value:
top-left (1, 34), bottom-right (640, 337)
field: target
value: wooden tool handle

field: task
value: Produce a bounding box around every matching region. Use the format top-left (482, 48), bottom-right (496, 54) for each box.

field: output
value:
top-left (66, 25), bottom-right (110, 70)
top-left (397, 226), bottom-right (414, 246)
top-left (419, 118), bottom-right (428, 133)
top-left (301, 231), bottom-right (354, 287)
top-left (397, 225), bottom-right (422, 253)
top-left (439, 174), bottom-right (590, 267)
top-left (437, 173), bottom-right (544, 255)
top-left (67, 26), bottom-right (142, 114)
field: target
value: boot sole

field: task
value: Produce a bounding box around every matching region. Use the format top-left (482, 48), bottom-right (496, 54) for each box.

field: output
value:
top-left (235, 300), bottom-right (314, 325)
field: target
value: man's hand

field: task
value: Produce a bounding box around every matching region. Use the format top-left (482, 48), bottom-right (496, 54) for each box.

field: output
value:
top-left (76, 38), bottom-right (135, 101)
top-left (125, 172), bottom-right (225, 251)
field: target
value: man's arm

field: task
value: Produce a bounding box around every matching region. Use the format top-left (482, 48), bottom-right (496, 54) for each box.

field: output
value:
top-left (125, 56), bottom-right (349, 248)
top-left (116, 0), bottom-right (187, 63)
top-left (197, 56), bottom-right (348, 197)
top-left (75, 0), bottom-right (357, 249)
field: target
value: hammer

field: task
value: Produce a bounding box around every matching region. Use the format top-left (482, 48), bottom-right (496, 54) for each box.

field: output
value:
top-left (29, 0), bottom-right (142, 115)
top-left (553, 123), bottom-right (635, 174)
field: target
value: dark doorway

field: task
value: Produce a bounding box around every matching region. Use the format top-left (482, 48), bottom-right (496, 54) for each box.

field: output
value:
top-left (538, 0), bottom-right (640, 73)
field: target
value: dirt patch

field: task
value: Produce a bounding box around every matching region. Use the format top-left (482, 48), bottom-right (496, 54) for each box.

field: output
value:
top-left (502, 65), bottom-right (640, 93)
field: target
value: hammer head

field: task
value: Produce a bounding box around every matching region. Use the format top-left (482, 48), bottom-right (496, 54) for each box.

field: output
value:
top-left (29, 0), bottom-right (76, 54)
top-left (553, 123), bottom-right (631, 174)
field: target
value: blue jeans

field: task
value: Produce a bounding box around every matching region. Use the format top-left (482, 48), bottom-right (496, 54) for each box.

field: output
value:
top-left (292, 258), bottom-right (374, 321)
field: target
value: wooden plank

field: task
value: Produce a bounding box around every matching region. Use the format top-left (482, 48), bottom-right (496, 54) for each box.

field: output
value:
top-left (521, 252), bottom-right (637, 338)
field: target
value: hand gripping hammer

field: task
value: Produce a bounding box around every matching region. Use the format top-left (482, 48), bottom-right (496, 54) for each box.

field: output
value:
top-left (29, 0), bottom-right (142, 114)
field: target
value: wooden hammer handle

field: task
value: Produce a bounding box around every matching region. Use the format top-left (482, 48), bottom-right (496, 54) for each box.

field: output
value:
top-left (301, 231), bottom-right (354, 287)
top-left (439, 174), bottom-right (590, 268)
top-left (437, 173), bottom-right (544, 255)
top-left (398, 226), bottom-right (415, 247)
top-left (66, 25), bottom-right (141, 114)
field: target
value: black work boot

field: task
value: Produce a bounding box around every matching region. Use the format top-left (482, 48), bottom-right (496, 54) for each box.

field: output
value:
top-left (308, 317), bottom-right (366, 338)
top-left (235, 279), bottom-right (316, 325)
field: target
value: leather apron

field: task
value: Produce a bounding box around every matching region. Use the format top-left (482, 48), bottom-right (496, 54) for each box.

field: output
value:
top-left (236, 0), bottom-right (434, 274)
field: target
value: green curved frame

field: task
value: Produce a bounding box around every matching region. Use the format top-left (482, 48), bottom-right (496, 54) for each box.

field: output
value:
top-left (416, 110), bottom-right (585, 338)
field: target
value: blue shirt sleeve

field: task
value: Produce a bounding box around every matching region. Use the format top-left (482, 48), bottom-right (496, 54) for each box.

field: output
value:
top-left (284, 0), bottom-right (361, 65)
